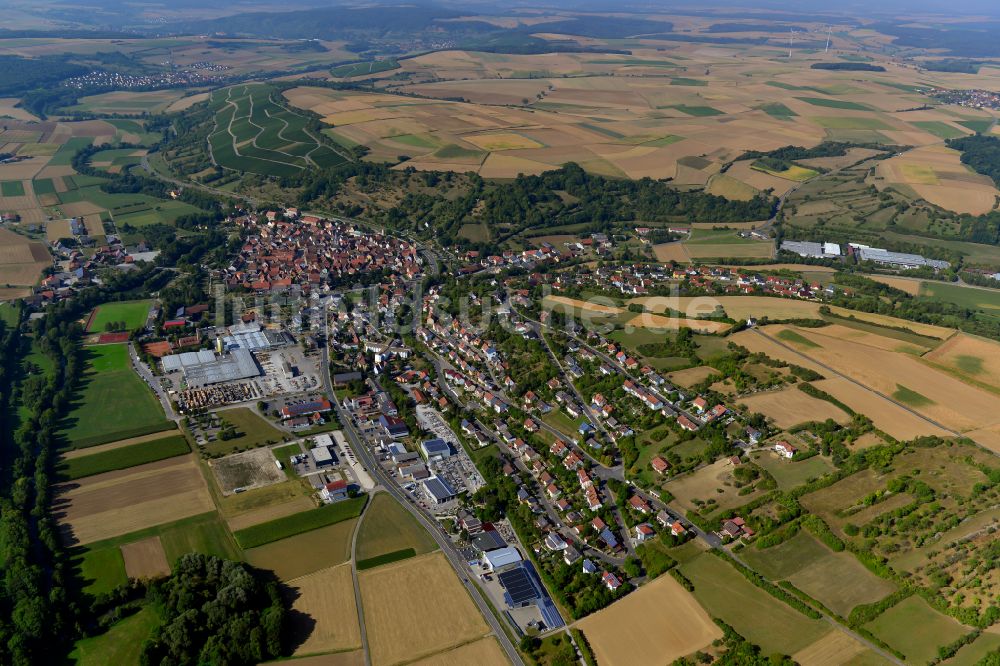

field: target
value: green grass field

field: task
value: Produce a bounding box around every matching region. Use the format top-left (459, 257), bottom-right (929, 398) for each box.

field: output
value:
top-left (355, 493), bottom-right (437, 562)
top-left (74, 511), bottom-right (240, 595)
top-left (243, 518), bottom-right (357, 580)
top-left (32, 177), bottom-right (56, 195)
top-left (797, 97), bottom-right (872, 111)
top-left (357, 548), bottom-right (417, 570)
top-left (685, 228), bottom-right (760, 245)
top-left (670, 104), bottom-right (724, 117)
top-left (945, 631), bottom-right (1000, 665)
top-left (864, 596), bottom-right (969, 664)
top-left (61, 345), bottom-right (171, 449)
top-left (70, 605), bottom-right (160, 666)
top-left (750, 452), bottom-right (835, 490)
top-left (919, 281), bottom-right (1000, 313)
top-left (330, 59), bottom-right (400, 78)
top-left (670, 77), bottom-right (707, 86)
top-left (204, 407), bottom-right (288, 455)
top-left (759, 103), bottom-right (798, 118)
top-left (234, 496), bottom-right (366, 549)
top-left (87, 299), bottom-right (151, 332)
top-left (58, 434), bottom-right (190, 480)
top-left (776, 329), bottom-right (821, 348)
top-left (681, 552), bottom-right (830, 655)
top-left (50, 137), bottom-right (95, 166)
top-left (813, 116), bottom-right (892, 130)
top-left (912, 121), bottom-right (967, 140)
top-left (1, 180), bottom-right (25, 196)
top-left (892, 384), bottom-right (934, 407)
top-left (957, 119), bottom-right (993, 134)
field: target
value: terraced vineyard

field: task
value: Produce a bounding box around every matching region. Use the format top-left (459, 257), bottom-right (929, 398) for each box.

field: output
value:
top-left (208, 84), bottom-right (350, 177)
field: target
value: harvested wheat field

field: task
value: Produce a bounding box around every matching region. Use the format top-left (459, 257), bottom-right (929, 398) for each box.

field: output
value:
top-left (865, 275), bottom-right (922, 296)
top-left (60, 432), bottom-right (179, 460)
top-left (967, 423), bottom-right (1000, 456)
top-left (0, 227), bottom-right (50, 287)
top-left (877, 145), bottom-right (999, 215)
top-left (668, 365), bottom-right (719, 387)
top-left (542, 295), bottom-right (622, 315)
top-left (798, 324), bottom-right (931, 354)
top-left (287, 563), bottom-right (362, 656)
top-left (577, 573), bottom-right (721, 666)
top-left (360, 552), bottom-right (490, 666)
top-left (653, 243), bottom-right (691, 263)
top-left (626, 312), bottom-right (731, 333)
top-left (826, 307), bottom-right (953, 339)
top-left (765, 327), bottom-right (1000, 433)
top-left (120, 536), bottom-right (171, 580)
top-left (54, 455), bottom-right (214, 545)
top-left (729, 329), bottom-right (827, 374)
top-left (225, 496), bottom-right (316, 531)
top-left (923, 332), bottom-right (1000, 392)
top-left (812, 378), bottom-right (951, 441)
top-left (407, 638), bottom-right (509, 666)
top-left (791, 629), bottom-right (871, 666)
top-left (265, 652), bottom-right (365, 666)
top-left (738, 386), bottom-right (851, 429)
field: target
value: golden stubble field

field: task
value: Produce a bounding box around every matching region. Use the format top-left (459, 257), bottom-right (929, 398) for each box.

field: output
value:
top-left (285, 44), bottom-right (991, 189)
top-left (766, 325), bottom-right (1000, 433)
top-left (359, 552), bottom-right (491, 666)
top-left (737, 385), bottom-right (851, 429)
top-left (577, 572), bottom-right (721, 666)
top-left (53, 455), bottom-right (214, 545)
top-left (120, 536), bottom-right (171, 579)
top-left (876, 144), bottom-right (1000, 215)
top-left (287, 563), bottom-right (362, 656)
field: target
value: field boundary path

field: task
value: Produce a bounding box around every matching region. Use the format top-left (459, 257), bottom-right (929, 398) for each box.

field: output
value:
top-left (351, 494), bottom-right (373, 666)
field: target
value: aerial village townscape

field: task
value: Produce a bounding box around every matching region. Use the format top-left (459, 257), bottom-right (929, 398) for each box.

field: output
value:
top-left (2, 1), bottom-right (1000, 666)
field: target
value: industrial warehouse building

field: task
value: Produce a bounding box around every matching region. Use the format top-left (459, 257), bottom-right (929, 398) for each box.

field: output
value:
top-left (161, 348), bottom-right (261, 387)
top-left (420, 438), bottom-right (452, 461)
top-left (222, 322), bottom-right (292, 352)
top-left (422, 476), bottom-right (457, 504)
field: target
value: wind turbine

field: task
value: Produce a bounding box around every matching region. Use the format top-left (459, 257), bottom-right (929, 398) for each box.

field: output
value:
top-left (788, 29), bottom-right (795, 59)
top-left (825, 26), bottom-right (833, 53)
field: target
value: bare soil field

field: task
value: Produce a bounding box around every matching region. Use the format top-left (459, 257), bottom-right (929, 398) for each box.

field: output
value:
top-left (652, 243), bottom-right (691, 263)
top-left (209, 447), bottom-right (285, 495)
top-left (407, 638), bottom-right (509, 666)
top-left (737, 386), bottom-right (851, 429)
top-left (577, 573), bottom-right (721, 666)
top-left (287, 563), bottom-right (362, 656)
top-left (764, 327), bottom-right (1000, 433)
top-left (811, 377), bottom-right (951, 440)
top-left (120, 536), bottom-right (171, 580)
top-left (360, 552), bottom-right (490, 666)
top-left (54, 455), bottom-right (214, 545)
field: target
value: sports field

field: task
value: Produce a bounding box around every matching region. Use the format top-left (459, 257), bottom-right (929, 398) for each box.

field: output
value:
top-left (61, 344), bottom-right (172, 448)
top-left (359, 552), bottom-right (491, 666)
top-left (86, 300), bottom-right (151, 332)
top-left (577, 573), bottom-right (721, 666)
top-left (355, 492), bottom-right (438, 563)
top-left (208, 84), bottom-right (350, 177)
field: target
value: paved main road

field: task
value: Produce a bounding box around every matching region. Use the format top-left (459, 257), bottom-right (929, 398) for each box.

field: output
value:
top-left (321, 311), bottom-right (525, 666)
